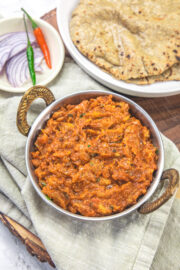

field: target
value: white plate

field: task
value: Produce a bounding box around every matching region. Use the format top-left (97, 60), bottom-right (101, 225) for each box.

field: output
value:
top-left (0, 17), bottom-right (65, 93)
top-left (57, 0), bottom-right (180, 97)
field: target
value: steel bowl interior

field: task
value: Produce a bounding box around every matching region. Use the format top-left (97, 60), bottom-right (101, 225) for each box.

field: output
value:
top-left (26, 90), bottom-right (164, 221)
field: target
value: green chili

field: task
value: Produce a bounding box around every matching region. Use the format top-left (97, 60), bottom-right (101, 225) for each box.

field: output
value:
top-left (23, 14), bottom-right (36, 85)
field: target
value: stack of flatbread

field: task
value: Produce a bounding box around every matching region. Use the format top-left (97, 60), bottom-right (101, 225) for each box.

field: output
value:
top-left (70, 0), bottom-right (180, 85)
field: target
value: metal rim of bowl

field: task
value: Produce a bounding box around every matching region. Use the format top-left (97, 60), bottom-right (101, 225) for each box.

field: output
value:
top-left (26, 90), bottom-right (164, 221)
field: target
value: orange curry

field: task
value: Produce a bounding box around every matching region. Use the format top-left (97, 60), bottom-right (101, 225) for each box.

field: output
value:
top-left (31, 95), bottom-right (158, 217)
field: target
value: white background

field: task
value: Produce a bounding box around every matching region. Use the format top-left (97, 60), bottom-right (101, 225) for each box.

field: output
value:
top-left (0, 0), bottom-right (56, 18)
top-left (0, 1), bottom-right (57, 269)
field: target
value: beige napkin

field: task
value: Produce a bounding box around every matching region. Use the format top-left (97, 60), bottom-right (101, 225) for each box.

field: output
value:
top-left (0, 57), bottom-right (180, 270)
top-left (151, 198), bottom-right (180, 270)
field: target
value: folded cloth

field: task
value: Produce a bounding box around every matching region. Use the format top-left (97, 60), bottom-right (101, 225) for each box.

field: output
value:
top-left (0, 57), bottom-right (179, 270)
top-left (151, 198), bottom-right (180, 270)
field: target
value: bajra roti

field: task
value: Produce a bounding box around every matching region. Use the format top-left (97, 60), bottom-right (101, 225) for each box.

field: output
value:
top-left (70, 0), bottom-right (180, 84)
top-left (127, 63), bottom-right (180, 84)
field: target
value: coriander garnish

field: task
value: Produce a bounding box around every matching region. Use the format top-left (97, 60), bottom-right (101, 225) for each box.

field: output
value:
top-left (80, 113), bottom-right (85, 118)
top-left (46, 195), bottom-right (52, 201)
top-left (41, 182), bottom-right (46, 187)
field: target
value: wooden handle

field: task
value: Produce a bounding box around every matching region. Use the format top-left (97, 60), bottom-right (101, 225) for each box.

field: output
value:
top-left (138, 169), bottom-right (179, 214)
top-left (17, 85), bottom-right (55, 136)
top-left (0, 212), bottom-right (55, 267)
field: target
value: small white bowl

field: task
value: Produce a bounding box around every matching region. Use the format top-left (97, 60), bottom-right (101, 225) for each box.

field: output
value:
top-left (0, 17), bottom-right (65, 93)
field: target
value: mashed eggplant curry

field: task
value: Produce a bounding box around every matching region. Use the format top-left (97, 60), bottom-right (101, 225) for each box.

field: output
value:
top-left (31, 95), bottom-right (158, 217)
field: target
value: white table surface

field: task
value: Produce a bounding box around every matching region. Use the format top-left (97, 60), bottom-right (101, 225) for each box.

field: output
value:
top-left (0, 1), bottom-right (57, 269)
top-left (0, 223), bottom-right (54, 270)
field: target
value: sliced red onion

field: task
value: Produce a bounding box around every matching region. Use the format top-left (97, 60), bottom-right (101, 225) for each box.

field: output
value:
top-left (0, 46), bottom-right (11, 71)
top-left (6, 47), bottom-right (43, 87)
top-left (0, 32), bottom-right (36, 72)
top-left (0, 33), bottom-right (12, 42)
top-left (0, 32), bottom-right (35, 46)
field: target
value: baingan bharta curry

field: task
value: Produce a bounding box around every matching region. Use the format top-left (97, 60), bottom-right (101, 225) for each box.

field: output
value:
top-left (31, 95), bottom-right (158, 217)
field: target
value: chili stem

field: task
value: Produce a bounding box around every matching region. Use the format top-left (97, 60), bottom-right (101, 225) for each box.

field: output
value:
top-left (21, 8), bottom-right (38, 30)
top-left (23, 14), bottom-right (30, 44)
